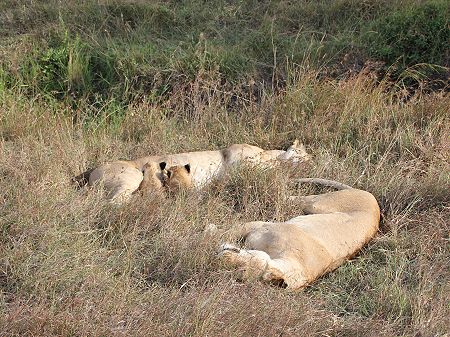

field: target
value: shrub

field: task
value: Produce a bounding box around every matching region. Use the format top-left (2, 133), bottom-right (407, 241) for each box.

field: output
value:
top-left (12, 33), bottom-right (117, 100)
top-left (363, 1), bottom-right (450, 68)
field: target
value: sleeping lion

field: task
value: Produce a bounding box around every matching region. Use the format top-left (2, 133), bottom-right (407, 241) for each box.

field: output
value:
top-left (76, 140), bottom-right (309, 203)
top-left (219, 178), bottom-right (380, 290)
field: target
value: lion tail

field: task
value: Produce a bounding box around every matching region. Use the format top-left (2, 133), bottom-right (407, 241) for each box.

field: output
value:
top-left (72, 168), bottom-right (94, 189)
top-left (292, 178), bottom-right (352, 190)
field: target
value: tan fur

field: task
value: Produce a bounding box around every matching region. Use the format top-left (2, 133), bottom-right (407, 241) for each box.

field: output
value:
top-left (219, 180), bottom-right (380, 290)
top-left (85, 140), bottom-right (309, 202)
top-left (137, 162), bottom-right (166, 196)
top-left (88, 160), bottom-right (143, 204)
top-left (165, 164), bottom-right (193, 193)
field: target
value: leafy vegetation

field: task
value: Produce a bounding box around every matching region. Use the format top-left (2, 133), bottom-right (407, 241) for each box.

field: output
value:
top-left (364, 1), bottom-right (450, 69)
top-left (1, 0), bottom-right (448, 103)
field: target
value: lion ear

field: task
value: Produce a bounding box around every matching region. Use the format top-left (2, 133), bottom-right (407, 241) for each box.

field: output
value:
top-left (159, 162), bottom-right (167, 170)
top-left (184, 164), bottom-right (191, 173)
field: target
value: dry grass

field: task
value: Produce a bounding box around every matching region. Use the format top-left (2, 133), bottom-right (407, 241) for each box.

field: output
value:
top-left (1, 69), bottom-right (449, 336)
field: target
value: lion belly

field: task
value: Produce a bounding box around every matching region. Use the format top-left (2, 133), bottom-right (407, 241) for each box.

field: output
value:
top-left (135, 150), bottom-right (225, 187)
top-left (89, 161), bottom-right (143, 202)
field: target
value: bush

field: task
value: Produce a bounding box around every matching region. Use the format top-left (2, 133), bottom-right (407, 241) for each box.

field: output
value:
top-left (12, 33), bottom-right (117, 100)
top-left (363, 1), bottom-right (449, 68)
top-left (2, 0), bottom-right (447, 107)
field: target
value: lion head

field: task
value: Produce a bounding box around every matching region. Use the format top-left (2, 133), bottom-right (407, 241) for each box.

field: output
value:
top-left (138, 161), bottom-right (167, 194)
top-left (165, 164), bottom-right (193, 192)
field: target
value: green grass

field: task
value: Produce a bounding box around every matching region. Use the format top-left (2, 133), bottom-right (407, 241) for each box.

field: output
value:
top-left (1, 0), bottom-right (448, 104)
top-left (364, 1), bottom-right (450, 68)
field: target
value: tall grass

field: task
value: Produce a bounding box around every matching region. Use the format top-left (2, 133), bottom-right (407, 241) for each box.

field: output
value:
top-left (1, 0), bottom-right (448, 103)
top-left (1, 65), bottom-right (449, 335)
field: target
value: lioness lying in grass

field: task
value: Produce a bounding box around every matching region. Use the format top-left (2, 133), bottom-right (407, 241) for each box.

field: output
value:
top-left (219, 179), bottom-right (380, 290)
top-left (77, 140), bottom-right (309, 203)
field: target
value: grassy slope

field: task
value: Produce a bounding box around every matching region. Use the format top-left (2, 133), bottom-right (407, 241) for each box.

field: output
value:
top-left (1, 0), bottom-right (448, 103)
top-left (1, 1), bottom-right (449, 336)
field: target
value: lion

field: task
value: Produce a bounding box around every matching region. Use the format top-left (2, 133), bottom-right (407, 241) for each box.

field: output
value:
top-left (219, 178), bottom-right (380, 290)
top-left (136, 161), bottom-right (168, 196)
top-left (86, 160), bottom-right (167, 203)
top-left (165, 164), bottom-right (193, 193)
top-left (79, 140), bottom-right (309, 202)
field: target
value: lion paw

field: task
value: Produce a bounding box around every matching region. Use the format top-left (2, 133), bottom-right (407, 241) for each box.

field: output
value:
top-left (218, 243), bottom-right (240, 254)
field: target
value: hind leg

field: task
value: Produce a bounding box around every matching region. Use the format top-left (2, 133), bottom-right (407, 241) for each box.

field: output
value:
top-left (90, 162), bottom-right (144, 204)
top-left (228, 221), bottom-right (271, 240)
top-left (289, 194), bottom-right (326, 214)
top-left (219, 243), bottom-right (282, 281)
top-left (218, 244), bottom-right (307, 289)
top-left (289, 191), bottom-right (353, 214)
